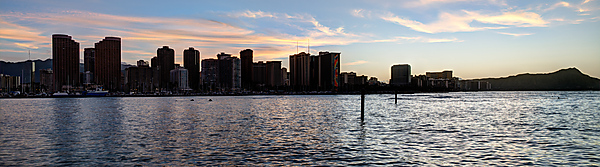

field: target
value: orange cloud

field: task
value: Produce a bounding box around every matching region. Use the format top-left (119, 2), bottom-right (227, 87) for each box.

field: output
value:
top-left (344, 60), bottom-right (368, 66)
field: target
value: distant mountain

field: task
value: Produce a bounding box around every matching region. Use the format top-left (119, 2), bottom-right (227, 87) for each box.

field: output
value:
top-left (472, 68), bottom-right (600, 91)
top-left (0, 59), bottom-right (52, 83)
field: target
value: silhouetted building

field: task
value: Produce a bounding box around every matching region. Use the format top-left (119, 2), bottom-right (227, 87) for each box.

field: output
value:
top-left (217, 52), bottom-right (240, 89)
top-left (289, 52), bottom-right (311, 90)
top-left (253, 61), bottom-right (266, 86)
top-left (391, 64), bottom-right (411, 86)
top-left (184, 47), bottom-right (200, 91)
top-left (170, 66), bottom-right (189, 91)
top-left (137, 60), bottom-right (149, 67)
top-left (52, 34), bottom-right (80, 91)
top-left (94, 37), bottom-right (121, 91)
top-left (462, 81), bottom-right (491, 91)
top-left (426, 71), bottom-right (453, 79)
top-left (368, 77), bottom-right (380, 85)
top-left (156, 46), bottom-right (175, 90)
top-left (317, 51), bottom-right (341, 91)
top-left (282, 67), bottom-right (289, 86)
top-left (240, 49), bottom-right (253, 89)
top-left (356, 75), bottom-right (368, 85)
top-left (40, 69), bottom-right (53, 92)
top-left (151, 56), bottom-right (159, 90)
top-left (1, 74), bottom-right (20, 92)
top-left (125, 61), bottom-right (152, 93)
top-left (266, 61), bottom-right (282, 87)
top-left (84, 48), bottom-right (95, 73)
top-left (341, 72), bottom-right (357, 86)
top-left (201, 59), bottom-right (219, 90)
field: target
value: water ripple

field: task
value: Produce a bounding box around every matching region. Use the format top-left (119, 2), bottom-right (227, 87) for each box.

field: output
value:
top-left (1, 91), bottom-right (599, 166)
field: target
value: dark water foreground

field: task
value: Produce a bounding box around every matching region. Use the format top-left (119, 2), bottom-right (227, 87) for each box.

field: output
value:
top-left (1, 91), bottom-right (599, 166)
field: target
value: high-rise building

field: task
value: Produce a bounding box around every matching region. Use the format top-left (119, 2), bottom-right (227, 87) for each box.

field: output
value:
top-left (240, 49), bottom-right (253, 89)
top-left (253, 61), bottom-right (266, 87)
top-left (266, 61), bottom-right (282, 87)
top-left (84, 48), bottom-right (95, 73)
top-left (94, 37), bottom-right (121, 91)
top-left (40, 69), bottom-right (53, 92)
top-left (125, 61), bottom-right (152, 93)
top-left (170, 66), bottom-right (189, 91)
top-left (341, 72), bottom-right (357, 86)
top-left (317, 51), bottom-right (341, 91)
top-left (183, 47), bottom-right (200, 91)
top-left (216, 52), bottom-right (240, 89)
top-left (151, 56), bottom-right (159, 90)
top-left (52, 34), bottom-right (80, 91)
top-left (201, 59), bottom-right (219, 89)
top-left (289, 52), bottom-right (311, 90)
top-left (0, 74), bottom-right (20, 92)
top-left (281, 67), bottom-right (289, 86)
top-left (157, 46), bottom-right (175, 90)
top-left (391, 64), bottom-right (411, 86)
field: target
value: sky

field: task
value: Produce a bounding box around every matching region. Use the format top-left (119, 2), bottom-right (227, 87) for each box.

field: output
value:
top-left (0, 0), bottom-right (599, 81)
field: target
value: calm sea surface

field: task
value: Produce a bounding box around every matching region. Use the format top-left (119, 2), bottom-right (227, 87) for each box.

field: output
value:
top-left (1, 91), bottom-right (599, 166)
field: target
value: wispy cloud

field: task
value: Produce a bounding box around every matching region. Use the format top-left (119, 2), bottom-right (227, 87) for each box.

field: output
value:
top-left (495, 32), bottom-right (533, 37)
top-left (344, 60), bottom-right (368, 66)
top-left (352, 9), bottom-right (372, 18)
top-left (402, 0), bottom-right (507, 7)
top-left (0, 10), bottom-right (415, 63)
top-left (381, 10), bottom-right (547, 33)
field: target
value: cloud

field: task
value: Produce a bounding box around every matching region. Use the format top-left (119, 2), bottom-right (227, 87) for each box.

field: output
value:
top-left (381, 10), bottom-right (548, 33)
top-left (543, 2), bottom-right (571, 12)
top-left (14, 43), bottom-right (39, 49)
top-left (344, 60), bottom-right (368, 66)
top-left (233, 10), bottom-right (276, 18)
top-left (352, 9), bottom-right (371, 18)
top-left (495, 32), bottom-right (533, 37)
top-left (402, 0), bottom-right (507, 7)
top-left (1, 10), bottom-right (412, 63)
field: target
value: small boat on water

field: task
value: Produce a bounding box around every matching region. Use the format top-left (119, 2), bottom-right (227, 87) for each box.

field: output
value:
top-left (52, 92), bottom-right (69, 97)
top-left (86, 88), bottom-right (109, 96)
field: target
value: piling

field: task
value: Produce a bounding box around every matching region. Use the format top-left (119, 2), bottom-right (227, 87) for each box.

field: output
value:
top-left (395, 91), bottom-right (398, 104)
top-left (361, 90), bottom-right (365, 122)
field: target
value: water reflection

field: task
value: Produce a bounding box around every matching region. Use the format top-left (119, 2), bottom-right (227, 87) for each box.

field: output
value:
top-left (0, 92), bottom-right (599, 166)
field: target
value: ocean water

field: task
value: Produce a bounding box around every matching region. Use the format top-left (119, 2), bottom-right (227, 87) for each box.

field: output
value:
top-left (1, 91), bottom-right (599, 166)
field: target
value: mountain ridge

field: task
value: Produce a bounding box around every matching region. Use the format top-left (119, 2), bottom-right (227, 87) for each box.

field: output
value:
top-left (470, 68), bottom-right (600, 91)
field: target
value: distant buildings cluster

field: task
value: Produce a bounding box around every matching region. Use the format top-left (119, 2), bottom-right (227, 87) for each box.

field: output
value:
top-left (389, 64), bottom-right (490, 91)
top-left (1, 33), bottom-right (492, 95)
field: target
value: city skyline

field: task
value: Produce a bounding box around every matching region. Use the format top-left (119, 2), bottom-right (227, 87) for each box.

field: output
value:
top-left (1, 0), bottom-right (599, 81)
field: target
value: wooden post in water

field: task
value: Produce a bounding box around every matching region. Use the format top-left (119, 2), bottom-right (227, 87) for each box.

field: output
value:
top-left (361, 90), bottom-right (365, 122)
top-left (395, 91), bottom-right (398, 104)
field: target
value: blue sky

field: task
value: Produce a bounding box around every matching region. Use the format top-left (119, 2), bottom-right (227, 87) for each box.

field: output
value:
top-left (1, 0), bottom-right (599, 81)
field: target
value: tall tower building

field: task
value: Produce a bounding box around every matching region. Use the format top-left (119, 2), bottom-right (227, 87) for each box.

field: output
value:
top-left (201, 59), bottom-right (219, 90)
top-left (52, 34), bottom-right (80, 91)
top-left (266, 61), bottom-right (282, 87)
top-left (183, 47), bottom-right (200, 91)
top-left (94, 37), bottom-right (121, 91)
top-left (317, 51), bottom-right (340, 91)
top-left (217, 52), bottom-right (240, 89)
top-left (252, 61), bottom-right (266, 86)
top-left (240, 49), bottom-right (253, 89)
top-left (391, 64), bottom-right (411, 86)
top-left (84, 48), bottom-right (95, 73)
top-left (157, 46), bottom-right (175, 90)
top-left (289, 52), bottom-right (311, 90)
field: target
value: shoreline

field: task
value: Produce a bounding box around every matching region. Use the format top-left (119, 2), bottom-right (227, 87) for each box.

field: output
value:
top-left (1, 89), bottom-right (598, 99)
